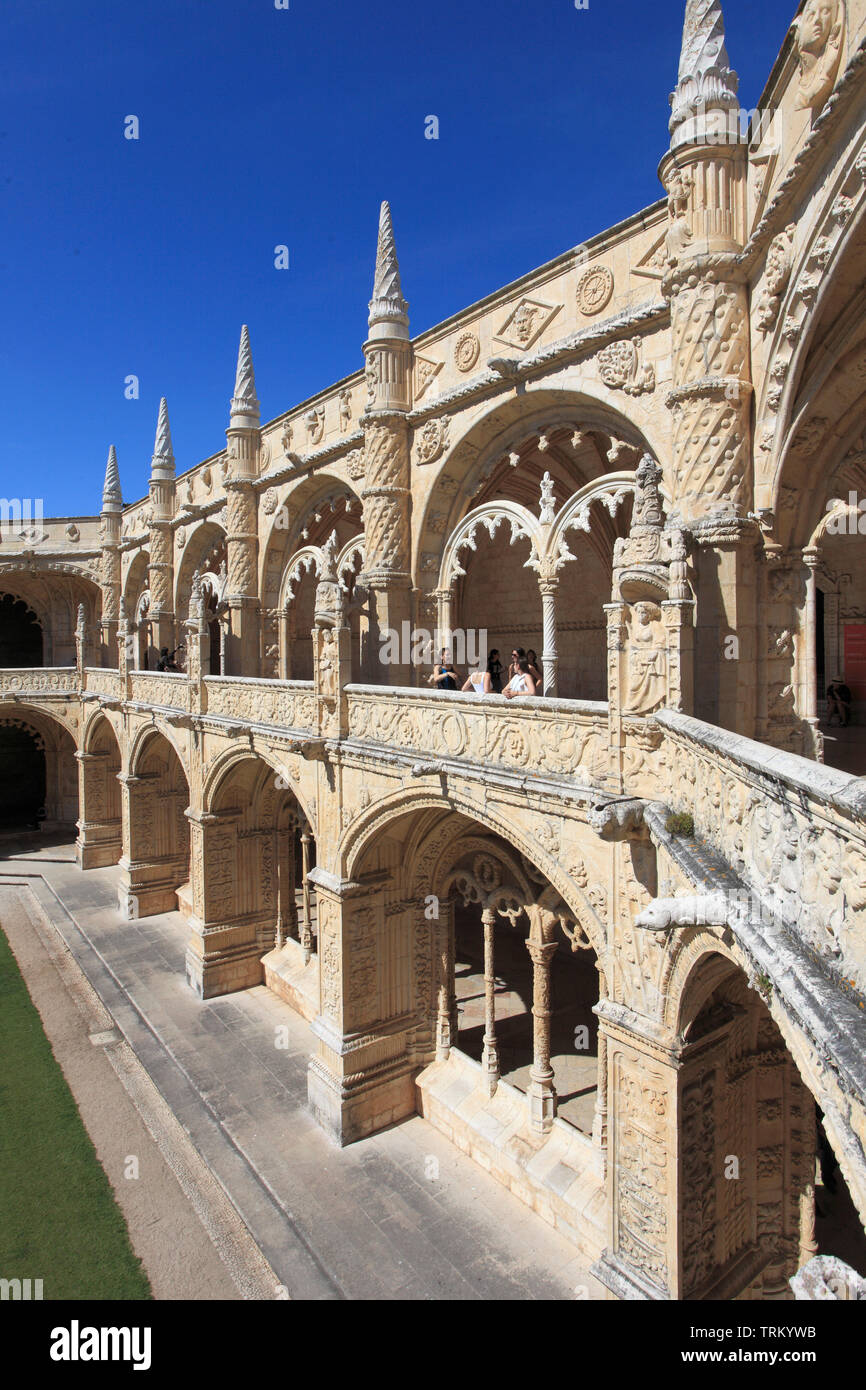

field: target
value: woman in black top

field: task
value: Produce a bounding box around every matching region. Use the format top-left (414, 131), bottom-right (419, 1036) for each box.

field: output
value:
top-left (432, 648), bottom-right (458, 691)
top-left (487, 649), bottom-right (503, 694)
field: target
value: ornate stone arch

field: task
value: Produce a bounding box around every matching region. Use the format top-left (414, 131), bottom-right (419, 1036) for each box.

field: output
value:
top-left (762, 150), bottom-right (866, 544)
top-left (438, 500), bottom-right (540, 590)
top-left (341, 784), bottom-right (606, 959)
top-left (127, 718), bottom-right (190, 782)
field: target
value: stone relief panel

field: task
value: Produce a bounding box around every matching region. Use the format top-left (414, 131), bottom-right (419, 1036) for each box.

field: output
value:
top-left (346, 691), bottom-right (608, 783)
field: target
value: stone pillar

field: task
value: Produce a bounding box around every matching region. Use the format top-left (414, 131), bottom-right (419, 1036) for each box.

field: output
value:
top-left (436, 899), bottom-right (455, 1060)
top-left (481, 906), bottom-right (500, 1097)
top-left (434, 588), bottom-right (454, 653)
top-left (100, 446), bottom-right (123, 664)
top-left (147, 399), bottom-right (177, 658)
top-left (75, 749), bottom-right (122, 869)
top-left (359, 416), bottom-right (412, 685)
top-left (225, 326), bottom-right (262, 677)
top-left (184, 806), bottom-right (272, 999)
top-left (276, 823), bottom-right (298, 947)
top-left (802, 548), bottom-right (821, 758)
top-left (116, 769), bottom-right (189, 921)
top-left (224, 482), bottom-right (260, 676)
top-left (300, 827), bottom-right (313, 962)
top-left (592, 1003), bottom-right (680, 1300)
top-left (659, 4), bottom-right (756, 739)
top-left (307, 871), bottom-right (417, 1145)
top-left (539, 576), bottom-right (559, 698)
top-left (279, 607), bottom-right (293, 680)
top-left (691, 513), bottom-right (760, 737)
top-left (605, 600), bottom-right (630, 794)
top-left (526, 938), bottom-right (558, 1133)
top-left (360, 201), bottom-right (413, 687)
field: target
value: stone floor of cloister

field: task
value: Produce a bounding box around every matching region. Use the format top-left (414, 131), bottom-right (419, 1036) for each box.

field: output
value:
top-left (0, 834), bottom-right (601, 1301)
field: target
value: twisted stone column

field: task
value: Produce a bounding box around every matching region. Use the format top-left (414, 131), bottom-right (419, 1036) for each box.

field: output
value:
top-left (360, 415), bottom-right (412, 684)
top-left (225, 480), bottom-right (260, 676)
top-left (539, 576), bottom-right (559, 697)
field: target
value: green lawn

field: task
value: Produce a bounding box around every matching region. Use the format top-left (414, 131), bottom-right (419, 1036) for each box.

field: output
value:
top-left (0, 924), bottom-right (152, 1299)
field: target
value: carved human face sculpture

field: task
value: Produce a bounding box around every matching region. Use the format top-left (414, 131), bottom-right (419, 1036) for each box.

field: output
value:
top-left (800, 0), bottom-right (838, 54)
top-left (634, 602), bottom-right (655, 627)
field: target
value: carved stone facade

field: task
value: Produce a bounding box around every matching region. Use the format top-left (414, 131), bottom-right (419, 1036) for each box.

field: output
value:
top-left (3, 0), bottom-right (866, 1301)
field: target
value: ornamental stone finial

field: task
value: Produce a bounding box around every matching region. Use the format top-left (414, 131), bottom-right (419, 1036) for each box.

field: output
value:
top-left (150, 397), bottom-right (175, 479)
top-left (669, 0), bottom-right (740, 150)
top-left (368, 201), bottom-right (409, 342)
top-left (230, 324), bottom-right (260, 428)
top-left (321, 529), bottom-right (339, 581)
top-left (102, 445), bottom-right (122, 512)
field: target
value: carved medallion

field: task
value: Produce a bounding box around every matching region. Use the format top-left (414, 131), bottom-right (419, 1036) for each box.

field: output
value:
top-left (576, 265), bottom-right (614, 316)
top-left (454, 330), bottom-right (480, 373)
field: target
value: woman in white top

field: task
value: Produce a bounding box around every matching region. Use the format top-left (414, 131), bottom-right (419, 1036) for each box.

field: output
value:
top-left (462, 669), bottom-right (492, 695)
top-left (503, 659), bottom-right (537, 699)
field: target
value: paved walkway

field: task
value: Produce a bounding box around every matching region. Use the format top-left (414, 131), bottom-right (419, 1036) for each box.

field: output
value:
top-left (0, 836), bottom-right (602, 1301)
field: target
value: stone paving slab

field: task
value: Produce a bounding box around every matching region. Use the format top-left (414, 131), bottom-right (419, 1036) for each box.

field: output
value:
top-left (0, 838), bottom-right (603, 1301)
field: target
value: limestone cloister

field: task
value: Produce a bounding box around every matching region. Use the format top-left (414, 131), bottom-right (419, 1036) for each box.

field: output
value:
top-left (3, 0), bottom-right (866, 1300)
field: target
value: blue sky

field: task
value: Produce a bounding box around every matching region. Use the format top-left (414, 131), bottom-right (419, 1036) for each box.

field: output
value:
top-left (2, 0), bottom-right (797, 515)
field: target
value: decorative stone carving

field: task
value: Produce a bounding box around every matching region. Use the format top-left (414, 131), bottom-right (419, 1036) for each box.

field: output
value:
top-left (757, 225), bottom-right (796, 332)
top-left (339, 389), bottom-right (352, 433)
top-left (597, 337), bottom-right (656, 395)
top-left (623, 602), bottom-right (667, 715)
top-left (494, 298), bottom-right (559, 351)
top-left (664, 167), bottom-right (693, 264)
top-left (262, 487), bottom-right (279, 515)
top-left (576, 265), bottom-right (614, 316)
top-left (791, 1255), bottom-right (866, 1300)
top-left (793, 0), bottom-right (846, 113)
top-left (416, 417), bottom-right (450, 465)
top-left (306, 407), bottom-right (325, 446)
top-left (345, 448), bottom-right (365, 481)
top-left (414, 355), bottom-right (443, 400)
top-left (454, 330), bottom-right (480, 373)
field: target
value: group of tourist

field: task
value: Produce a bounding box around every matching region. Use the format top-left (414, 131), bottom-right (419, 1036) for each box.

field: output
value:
top-left (431, 647), bottom-right (542, 698)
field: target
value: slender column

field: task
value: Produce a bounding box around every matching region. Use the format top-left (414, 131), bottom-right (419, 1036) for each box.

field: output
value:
top-left (803, 548), bottom-right (821, 758)
top-left (284, 826), bottom-right (298, 942)
top-left (526, 939), bottom-right (558, 1132)
top-left (434, 588), bottom-right (454, 653)
top-left (591, 1027), bottom-right (609, 1171)
top-left (481, 906), bottom-right (500, 1096)
top-left (279, 608), bottom-right (293, 680)
top-left (539, 576), bottom-right (558, 697)
top-left (436, 899), bottom-right (455, 1060)
top-left (300, 828), bottom-right (313, 962)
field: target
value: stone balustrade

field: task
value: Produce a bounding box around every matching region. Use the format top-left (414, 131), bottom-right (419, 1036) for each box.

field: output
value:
top-left (83, 668), bottom-right (122, 700)
top-left (653, 709), bottom-right (866, 1001)
top-left (127, 670), bottom-right (190, 712)
top-left (0, 667), bottom-right (79, 695)
top-left (345, 685), bottom-right (611, 784)
top-left (202, 676), bottom-right (317, 731)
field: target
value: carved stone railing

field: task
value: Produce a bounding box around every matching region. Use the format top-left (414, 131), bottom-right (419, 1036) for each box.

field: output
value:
top-left (345, 685), bottom-right (610, 784)
top-left (127, 670), bottom-right (189, 712)
top-left (0, 667), bottom-right (79, 696)
top-left (203, 677), bottom-right (317, 732)
top-left (83, 668), bottom-right (122, 701)
top-left (651, 709), bottom-right (866, 999)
